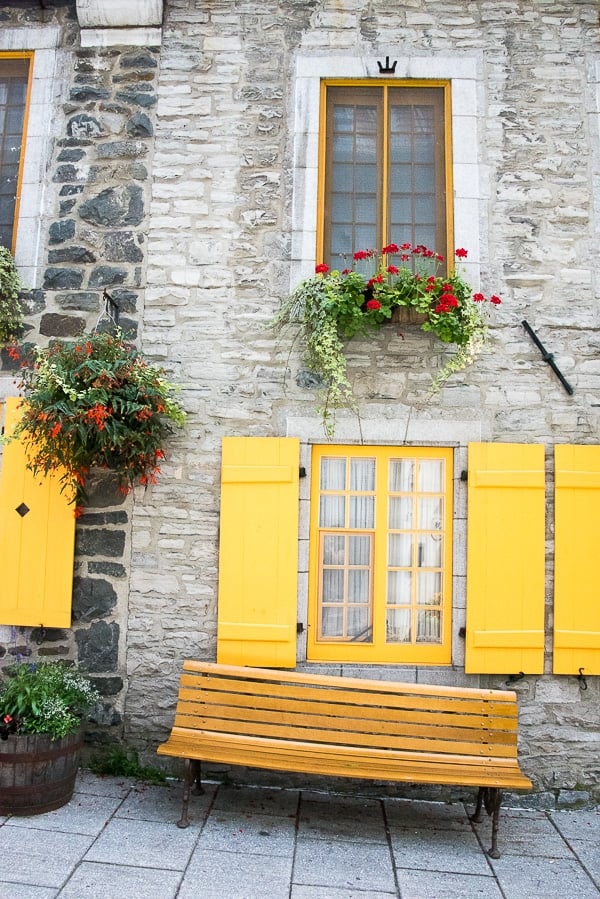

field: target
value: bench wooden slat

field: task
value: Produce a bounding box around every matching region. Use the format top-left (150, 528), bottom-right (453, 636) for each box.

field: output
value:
top-left (172, 710), bottom-right (518, 757)
top-left (182, 661), bottom-right (519, 702)
top-left (174, 701), bottom-right (518, 749)
top-left (177, 689), bottom-right (518, 734)
top-left (158, 729), bottom-right (531, 790)
top-left (180, 674), bottom-right (519, 719)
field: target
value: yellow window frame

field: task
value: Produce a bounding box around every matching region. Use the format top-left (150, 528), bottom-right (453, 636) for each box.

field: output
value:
top-left (307, 444), bottom-right (453, 664)
top-left (0, 52), bottom-right (34, 254)
top-left (317, 79), bottom-right (454, 266)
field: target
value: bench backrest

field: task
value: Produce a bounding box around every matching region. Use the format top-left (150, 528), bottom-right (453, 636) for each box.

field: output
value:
top-left (173, 662), bottom-right (520, 761)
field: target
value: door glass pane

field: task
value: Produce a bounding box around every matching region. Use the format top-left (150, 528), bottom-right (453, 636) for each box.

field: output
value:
top-left (387, 569), bottom-right (412, 603)
top-left (334, 105), bottom-right (354, 131)
top-left (418, 460), bottom-right (443, 492)
top-left (333, 134), bottom-right (354, 162)
top-left (388, 496), bottom-right (413, 529)
top-left (356, 133), bottom-right (376, 163)
top-left (387, 608), bottom-right (411, 643)
top-left (388, 533), bottom-right (412, 568)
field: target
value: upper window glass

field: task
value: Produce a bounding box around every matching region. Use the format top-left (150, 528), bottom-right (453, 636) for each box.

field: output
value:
top-left (321, 84), bottom-right (449, 268)
top-left (0, 56), bottom-right (31, 251)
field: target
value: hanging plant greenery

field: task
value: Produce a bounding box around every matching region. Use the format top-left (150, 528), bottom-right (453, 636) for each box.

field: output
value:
top-left (6, 329), bottom-right (186, 511)
top-left (274, 243), bottom-right (501, 435)
top-left (0, 245), bottom-right (24, 346)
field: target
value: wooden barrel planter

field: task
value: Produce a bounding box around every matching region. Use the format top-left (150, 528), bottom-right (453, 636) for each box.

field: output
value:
top-left (0, 728), bottom-right (83, 815)
top-left (391, 306), bottom-right (428, 326)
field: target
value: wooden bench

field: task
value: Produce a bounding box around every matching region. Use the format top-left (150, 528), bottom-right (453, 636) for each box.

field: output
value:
top-left (157, 661), bottom-right (532, 857)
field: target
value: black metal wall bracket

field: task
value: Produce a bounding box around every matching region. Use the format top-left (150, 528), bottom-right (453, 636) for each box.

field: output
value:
top-left (522, 320), bottom-right (574, 395)
top-left (576, 668), bottom-right (588, 691)
top-left (377, 56), bottom-right (397, 74)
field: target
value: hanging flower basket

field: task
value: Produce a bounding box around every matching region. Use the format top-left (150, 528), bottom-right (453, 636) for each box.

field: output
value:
top-left (274, 243), bottom-right (502, 435)
top-left (5, 329), bottom-right (186, 510)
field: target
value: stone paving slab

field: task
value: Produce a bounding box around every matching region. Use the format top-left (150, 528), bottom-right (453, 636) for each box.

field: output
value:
top-left (390, 827), bottom-right (491, 876)
top-left (395, 869), bottom-right (504, 899)
top-left (293, 837), bottom-right (398, 893)
top-left (84, 817), bottom-right (200, 870)
top-left (490, 855), bottom-right (600, 899)
top-left (57, 861), bottom-right (182, 899)
top-left (178, 849), bottom-right (293, 899)
top-left (0, 826), bottom-right (94, 889)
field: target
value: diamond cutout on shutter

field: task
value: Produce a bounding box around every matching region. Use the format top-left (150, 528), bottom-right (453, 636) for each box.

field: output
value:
top-left (16, 503), bottom-right (30, 517)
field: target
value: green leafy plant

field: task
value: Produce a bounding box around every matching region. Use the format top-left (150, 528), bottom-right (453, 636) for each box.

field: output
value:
top-left (87, 747), bottom-right (166, 784)
top-left (0, 661), bottom-right (100, 741)
top-left (6, 329), bottom-right (186, 511)
top-left (0, 244), bottom-right (24, 346)
top-left (274, 243), bottom-right (501, 434)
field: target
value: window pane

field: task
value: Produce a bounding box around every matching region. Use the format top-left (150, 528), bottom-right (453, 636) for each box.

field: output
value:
top-left (417, 610), bottom-right (441, 642)
top-left (413, 106), bottom-right (434, 132)
top-left (417, 571), bottom-right (442, 605)
top-left (389, 105), bottom-right (412, 131)
top-left (355, 164), bottom-right (376, 193)
top-left (355, 196), bottom-right (377, 223)
top-left (333, 134), bottom-right (354, 162)
top-left (414, 165), bottom-right (435, 192)
top-left (331, 225), bottom-right (353, 257)
top-left (349, 495), bottom-right (374, 529)
top-left (390, 195), bottom-right (412, 224)
top-left (386, 608), bottom-right (411, 643)
top-left (322, 607), bottom-right (344, 637)
top-left (349, 534), bottom-right (370, 565)
top-left (350, 458), bottom-right (375, 491)
top-left (348, 607), bottom-right (370, 639)
top-left (356, 134), bottom-right (376, 163)
top-left (355, 106), bottom-right (377, 130)
top-left (414, 195), bottom-right (435, 224)
top-left (355, 225), bottom-right (377, 249)
top-left (0, 57), bottom-right (30, 249)
top-left (322, 569), bottom-right (344, 602)
top-left (348, 569), bottom-right (369, 602)
top-left (319, 495), bottom-right (345, 528)
top-left (334, 105), bottom-right (354, 132)
top-left (323, 534), bottom-right (345, 565)
top-left (390, 132), bottom-right (412, 163)
top-left (333, 164), bottom-right (353, 192)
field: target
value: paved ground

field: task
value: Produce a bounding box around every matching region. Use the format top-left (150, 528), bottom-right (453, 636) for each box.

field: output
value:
top-left (0, 772), bottom-right (597, 898)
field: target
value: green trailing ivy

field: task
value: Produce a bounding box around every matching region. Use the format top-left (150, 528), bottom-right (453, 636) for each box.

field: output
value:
top-left (0, 244), bottom-right (24, 346)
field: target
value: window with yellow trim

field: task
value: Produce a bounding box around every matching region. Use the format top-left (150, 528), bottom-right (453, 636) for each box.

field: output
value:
top-left (308, 445), bottom-right (453, 664)
top-left (0, 55), bottom-right (32, 251)
top-left (320, 82), bottom-right (451, 268)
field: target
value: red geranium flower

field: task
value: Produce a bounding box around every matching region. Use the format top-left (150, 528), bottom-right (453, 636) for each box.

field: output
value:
top-left (382, 243), bottom-right (399, 255)
top-left (473, 293), bottom-right (485, 302)
top-left (490, 295), bottom-right (502, 305)
top-left (387, 265), bottom-right (399, 275)
top-left (455, 248), bottom-right (468, 258)
top-left (353, 249), bottom-right (373, 261)
top-left (366, 299), bottom-right (381, 311)
top-left (315, 263), bottom-right (329, 274)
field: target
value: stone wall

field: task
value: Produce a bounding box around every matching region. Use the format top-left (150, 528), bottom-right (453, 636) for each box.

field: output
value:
top-left (0, 0), bottom-right (599, 794)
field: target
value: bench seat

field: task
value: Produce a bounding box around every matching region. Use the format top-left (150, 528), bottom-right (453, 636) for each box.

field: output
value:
top-left (157, 661), bottom-right (532, 856)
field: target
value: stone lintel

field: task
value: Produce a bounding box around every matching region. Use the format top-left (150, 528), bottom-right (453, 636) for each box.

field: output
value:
top-left (80, 27), bottom-right (163, 48)
top-left (76, 0), bottom-right (163, 28)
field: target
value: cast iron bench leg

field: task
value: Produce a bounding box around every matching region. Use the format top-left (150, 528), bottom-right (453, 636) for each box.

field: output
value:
top-left (469, 787), bottom-right (503, 859)
top-left (177, 759), bottom-right (203, 828)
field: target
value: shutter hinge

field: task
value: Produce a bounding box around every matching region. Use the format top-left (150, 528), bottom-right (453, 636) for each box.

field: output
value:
top-left (460, 470), bottom-right (468, 482)
top-left (299, 467), bottom-right (306, 478)
top-left (296, 622), bottom-right (304, 634)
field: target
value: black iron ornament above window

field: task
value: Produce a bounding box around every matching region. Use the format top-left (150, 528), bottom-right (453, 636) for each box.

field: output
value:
top-left (377, 56), bottom-right (397, 74)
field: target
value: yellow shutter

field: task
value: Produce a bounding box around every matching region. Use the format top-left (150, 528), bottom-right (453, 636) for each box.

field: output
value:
top-left (0, 397), bottom-right (75, 627)
top-left (466, 443), bottom-right (545, 674)
top-left (554, 445), bottom-right (600, 675)
top-left (217, 436), bottom-right (300, 667)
